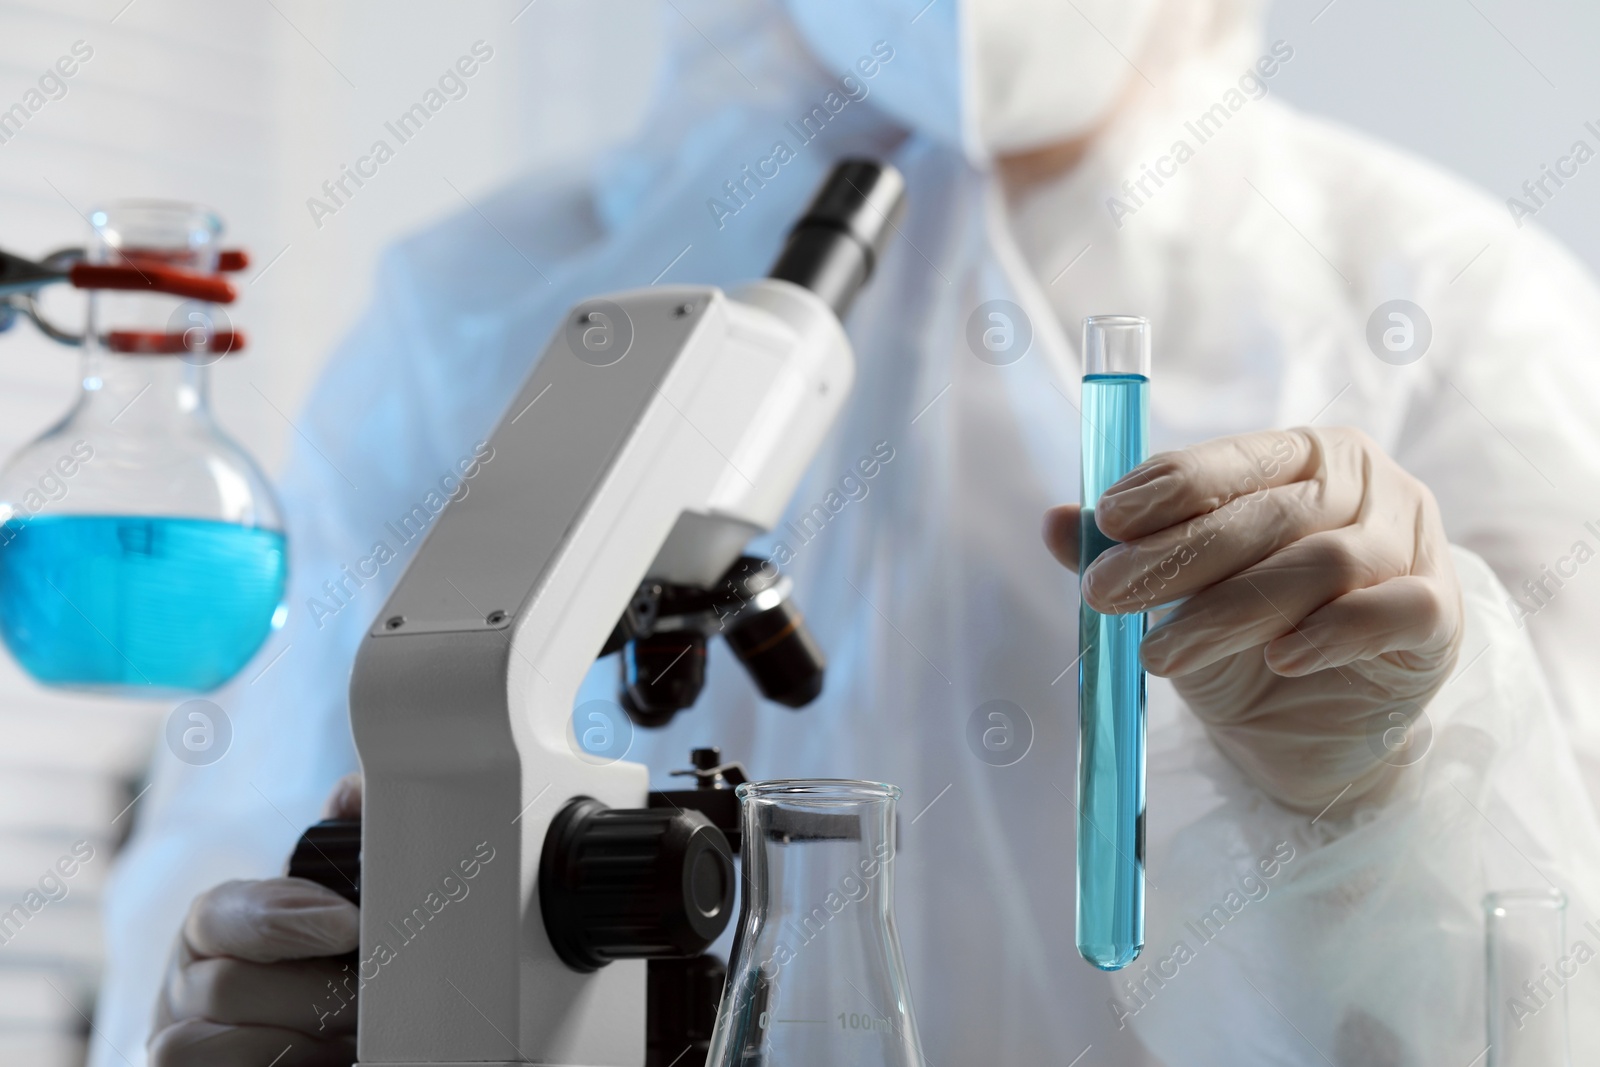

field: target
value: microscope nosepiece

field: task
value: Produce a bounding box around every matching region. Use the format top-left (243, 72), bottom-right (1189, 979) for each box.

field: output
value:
top-left (621, 631), bottom-right (707, 728)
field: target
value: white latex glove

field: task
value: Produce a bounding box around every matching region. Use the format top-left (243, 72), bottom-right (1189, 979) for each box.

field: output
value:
top-left (148, 774), bottom-right (362, 1067)
top-left (1044, 427), bottom-right (1463, 815)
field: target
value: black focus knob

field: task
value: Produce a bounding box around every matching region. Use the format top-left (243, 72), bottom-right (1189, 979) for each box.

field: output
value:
top-left (647, 954), bottom-right (726, 1067)
top-left (287, 818), bottom-right (362, 905)
top-left (539, 798), bottom-right (735, 972)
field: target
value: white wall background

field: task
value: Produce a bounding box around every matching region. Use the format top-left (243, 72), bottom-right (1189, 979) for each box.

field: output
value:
top-left (1, 0), bottom-right (1598, 1063)
top-left (1265, 0), bottom-right (1600, 273)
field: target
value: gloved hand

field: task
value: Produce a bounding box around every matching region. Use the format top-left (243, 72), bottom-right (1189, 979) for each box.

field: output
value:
top-left (148, 774), bottom-right (362, 1067)
top-left (1044, 427), bottom-right (1463, 815)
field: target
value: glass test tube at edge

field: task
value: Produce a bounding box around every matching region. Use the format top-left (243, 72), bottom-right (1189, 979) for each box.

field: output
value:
top-left (1485, 888), bottom-right (1572, 1067)
top-left (1076, 315), bottom-right (1150, 971)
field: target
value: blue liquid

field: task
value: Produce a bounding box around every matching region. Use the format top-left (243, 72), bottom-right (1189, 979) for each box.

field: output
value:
top-left (1077, 373), bottom-right (1148, 970)
top-left (0, 514), bottom-right (286, 693)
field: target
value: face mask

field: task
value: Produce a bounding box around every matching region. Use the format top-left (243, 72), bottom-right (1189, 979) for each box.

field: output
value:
top-left (969, 0), bottom-right (1160, 154)
top-left (782, 0), bottom-right (1159, 160)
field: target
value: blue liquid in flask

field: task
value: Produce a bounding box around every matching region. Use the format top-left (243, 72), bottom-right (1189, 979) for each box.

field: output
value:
top-left (1077, 372), bottom-right (1148, 970)
top-left (0, 514), bottom-right (286, 693)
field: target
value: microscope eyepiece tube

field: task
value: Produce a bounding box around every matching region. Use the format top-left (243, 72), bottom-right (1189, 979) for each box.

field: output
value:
top-left (768, 159), bottom-right (906, 320)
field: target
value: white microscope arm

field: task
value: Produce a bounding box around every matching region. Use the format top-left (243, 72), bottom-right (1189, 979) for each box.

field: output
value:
top-left (341, 161), bottom-right (905, 1066)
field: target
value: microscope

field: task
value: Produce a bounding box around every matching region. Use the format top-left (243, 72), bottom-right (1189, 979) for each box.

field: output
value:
top-left (289, 160), bottom-right (906, 1066)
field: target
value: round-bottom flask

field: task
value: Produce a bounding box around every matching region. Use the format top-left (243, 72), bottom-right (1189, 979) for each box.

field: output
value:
top-left (707, 779), bottom-right (925, 1067)
top-left (0, 201), bottom-right (285, 694)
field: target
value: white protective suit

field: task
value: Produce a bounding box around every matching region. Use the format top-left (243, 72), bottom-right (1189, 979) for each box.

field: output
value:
top-left (95, 0), bottom-right (1600, 1063)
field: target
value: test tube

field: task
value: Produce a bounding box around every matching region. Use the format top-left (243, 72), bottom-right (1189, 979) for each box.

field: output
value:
top-left (1485, 889), bottom-right (1572, 1067)
top-left (1076, 315), bottom-right (1149, 971)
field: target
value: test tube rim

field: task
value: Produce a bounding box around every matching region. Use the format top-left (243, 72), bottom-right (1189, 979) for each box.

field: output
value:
top-left (1082, 314), bottom-right (1152, 378)
top-left (1482, 886), bottom-right (1567, 916)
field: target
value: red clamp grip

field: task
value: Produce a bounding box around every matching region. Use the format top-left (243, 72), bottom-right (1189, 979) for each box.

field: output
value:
top-left (69, 262), bottom-right (237, 304)
top-left (105, 329), bottom-right (247, 356)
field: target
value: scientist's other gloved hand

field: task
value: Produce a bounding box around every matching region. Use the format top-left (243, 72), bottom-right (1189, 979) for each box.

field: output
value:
top-left (1044, 427), bottom-right (1462, 815)
top-left (148, 774), bottom-right (362, 1067)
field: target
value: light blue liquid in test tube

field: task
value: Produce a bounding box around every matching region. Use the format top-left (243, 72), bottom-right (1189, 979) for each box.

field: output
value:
top-left (1076, 315), bottom-right (1149, 971)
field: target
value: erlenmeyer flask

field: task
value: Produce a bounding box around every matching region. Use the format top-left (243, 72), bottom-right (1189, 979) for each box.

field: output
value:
top-left (0, 200), bottom-right (286, 693)
top-left (707, 779), bottom-right (925, 1067)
